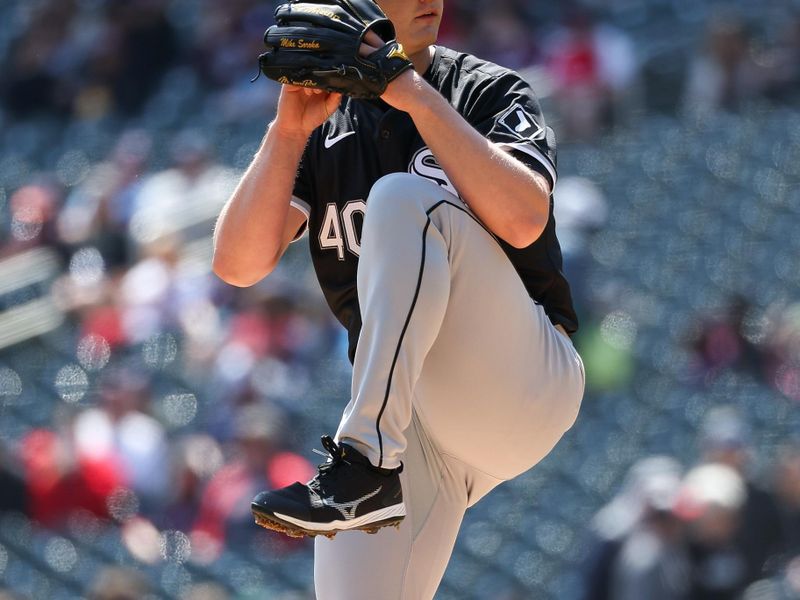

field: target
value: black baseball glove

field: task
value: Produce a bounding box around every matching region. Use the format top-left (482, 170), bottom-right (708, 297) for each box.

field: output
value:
top-left (256, 0), bottom-right (414, 99)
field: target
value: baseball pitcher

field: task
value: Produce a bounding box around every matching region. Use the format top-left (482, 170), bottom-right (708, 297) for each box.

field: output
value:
top-left (212, 0), bottom-right (585, 598)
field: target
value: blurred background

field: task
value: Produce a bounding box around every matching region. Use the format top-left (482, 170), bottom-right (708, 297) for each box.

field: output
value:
top-left (1, 0), bottom-right (800, 598)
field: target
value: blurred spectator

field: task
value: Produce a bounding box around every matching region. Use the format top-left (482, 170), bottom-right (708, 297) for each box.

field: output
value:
top-left (72, 288), bottom-right (127, 349)
top-left (543, 7), bottom-right (638, 138)
top-left (582, 456), bottom-right (684, 600)
top-left (683, 13), bottom-right (769, 115)
top-left (763, 302), bottom-right (800, 402)
top-left (192, 2), bottom-right (272, 90)
top-left (696, 407), bottom-right (784, 587)
top-left (773, 445), bottom-right (800, 562)
top-left (466, 0), bottom-right (538, 71)
top-left (117, 235), bottom-right (185, 343)
top-left (88, 566), bottom-right (151, 600)
top-left (435, 1), bottom-right (474, 48)
top-left (0, 443), bottom-right (27, 515)
top-left (57, 130), bottom-right (153, 269)
top-left (553, 175), bottom-right (608, 302)
top-left (554, 176), bottom-right (609, 259)
top-left (678, 463), bottom-right (749, 600)
top-left (191, 403), bottom-right (314, 559)
top-left (687, 296), bottom-right (765, 384)
top-left (191, 2), bottom-right (279, 121)
top-left (71, 1), bottom-right (178, 119)
top-left (104, 2), bottom-right (178, 115)
top-left (1, 1), bottom-right (178, 120)
top-left (72, 366), bottom-right (170, 509)
top-left (0, 3), bottom-right (76, 118)
top-left (157, 434), bottom-right (224, 533)
top-left (609, 469), bottom-right (689, 600)
top-left (3, 181), bottom-right (64, 258)
top-left (129, 129), bottom-right (237, 248)
top-left (21, 427), bottom-right (123, 527)
top-left (202, 294), bottom-right (336, 439)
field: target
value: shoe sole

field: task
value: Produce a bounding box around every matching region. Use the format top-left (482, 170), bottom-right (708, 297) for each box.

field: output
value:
top-left (251, 505), bottom-right (405, 539)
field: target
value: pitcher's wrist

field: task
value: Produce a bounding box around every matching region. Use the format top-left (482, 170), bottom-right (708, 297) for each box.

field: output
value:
top-left (267, 119), bottom-right (312, 147)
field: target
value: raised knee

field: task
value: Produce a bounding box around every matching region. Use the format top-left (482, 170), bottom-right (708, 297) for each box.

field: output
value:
top-left (362, 175), bottom-right (425, 235)
top-left (367, 173), bottom-right (445, 218)
top-left (368, 173), bottom-right (426, 206)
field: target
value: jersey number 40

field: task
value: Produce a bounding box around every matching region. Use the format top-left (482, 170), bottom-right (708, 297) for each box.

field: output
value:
top-left (319, 200), bottom-right (366, 261)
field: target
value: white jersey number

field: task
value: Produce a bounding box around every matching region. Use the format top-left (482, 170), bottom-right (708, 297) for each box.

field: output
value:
top-left (318, 200), bottom-right (366, 260)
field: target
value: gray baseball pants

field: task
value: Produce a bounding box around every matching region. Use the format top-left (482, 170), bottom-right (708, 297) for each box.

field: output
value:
top-left (315, 173), bottom-right (585, 600)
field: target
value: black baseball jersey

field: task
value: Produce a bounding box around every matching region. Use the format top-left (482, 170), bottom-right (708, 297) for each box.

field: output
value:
top-left (290, 45), bottom-right (578, 360)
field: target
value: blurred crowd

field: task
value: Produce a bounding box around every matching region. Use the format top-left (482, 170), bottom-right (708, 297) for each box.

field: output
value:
top-left (3, 1), bottom-right (800, 141)
top-left (1, 0), bottom-right (271, 123)
top-left (2, 1), bottom-right (800, 599)
top-left (687, 295), bottom-right (800, 403)
top-left (581, 406), bottom-right (800, 600)
top-left (0, 80), bottom-right (342, 594)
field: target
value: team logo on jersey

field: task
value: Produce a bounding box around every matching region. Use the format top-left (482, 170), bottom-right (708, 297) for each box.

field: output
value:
top-left (497, 104), bottom-right (545, 141)
top-left (408, 148), bottom-right (460, 198)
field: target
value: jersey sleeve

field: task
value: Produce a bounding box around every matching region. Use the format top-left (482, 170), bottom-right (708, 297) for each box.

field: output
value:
top-left (470, 71), bottom-right (558, 190)
top-left (290, 138), bottom-right (315, 241)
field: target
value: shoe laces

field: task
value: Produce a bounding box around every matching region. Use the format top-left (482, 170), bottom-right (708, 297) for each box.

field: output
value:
top-left (311, 435), bottom-right (350, 480)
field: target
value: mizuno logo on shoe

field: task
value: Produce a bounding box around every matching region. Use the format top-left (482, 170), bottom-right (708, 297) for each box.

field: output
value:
top-left (324, 131), bottom-right (356, 149)
top-left (310, 486), bottom-right (382, 520)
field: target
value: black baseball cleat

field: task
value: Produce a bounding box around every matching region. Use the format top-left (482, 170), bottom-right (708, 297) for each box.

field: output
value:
top-left (251, 435), bottom-right (405, 539)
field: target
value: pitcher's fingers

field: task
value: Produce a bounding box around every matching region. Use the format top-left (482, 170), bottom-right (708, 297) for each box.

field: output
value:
top-left (359, 42), bottom-right (380, 58)
top-left (364, 30), bottom-right (384, 46)
top-left (325, 92), bottom-right (343, 115)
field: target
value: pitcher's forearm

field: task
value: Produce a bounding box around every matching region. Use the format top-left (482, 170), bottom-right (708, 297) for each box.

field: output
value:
top-left (379, 71), bottom-right (550, 248)
top-left (406, 85), bottom-right (549, 247)
top-left (213, 127), bottom-right (308, 285)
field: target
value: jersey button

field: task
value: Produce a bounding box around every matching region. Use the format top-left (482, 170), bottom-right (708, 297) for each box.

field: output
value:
top-left (380, 129), bottom-right (391, 140)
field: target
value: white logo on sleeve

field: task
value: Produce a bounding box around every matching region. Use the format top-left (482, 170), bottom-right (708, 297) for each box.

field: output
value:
top-left (324, 130), bottom-right (356, 149)
top-left (497, 103), bottom-right (545, 141)
top-left (408, 148), bottom-right (460, 198)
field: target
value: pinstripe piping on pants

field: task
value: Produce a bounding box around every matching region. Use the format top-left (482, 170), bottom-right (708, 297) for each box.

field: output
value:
top-left (374, 199), bottom-right (491, 467)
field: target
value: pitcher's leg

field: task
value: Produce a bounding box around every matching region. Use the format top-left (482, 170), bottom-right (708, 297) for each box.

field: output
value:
top-left (338, 173), bottom-right (583, 480)
top-left (315, 416), bottom-right (467, 600)
top-left (408, 206), bottom-right (584, 479)
top-left (416, 325), bottom-right (584, 483)
top-left (249, 175), bottom-right (482, 539)
top-left (337, 173), bottom-right (457, 469)
top-left (411, 232), bottom-right (584, 480)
